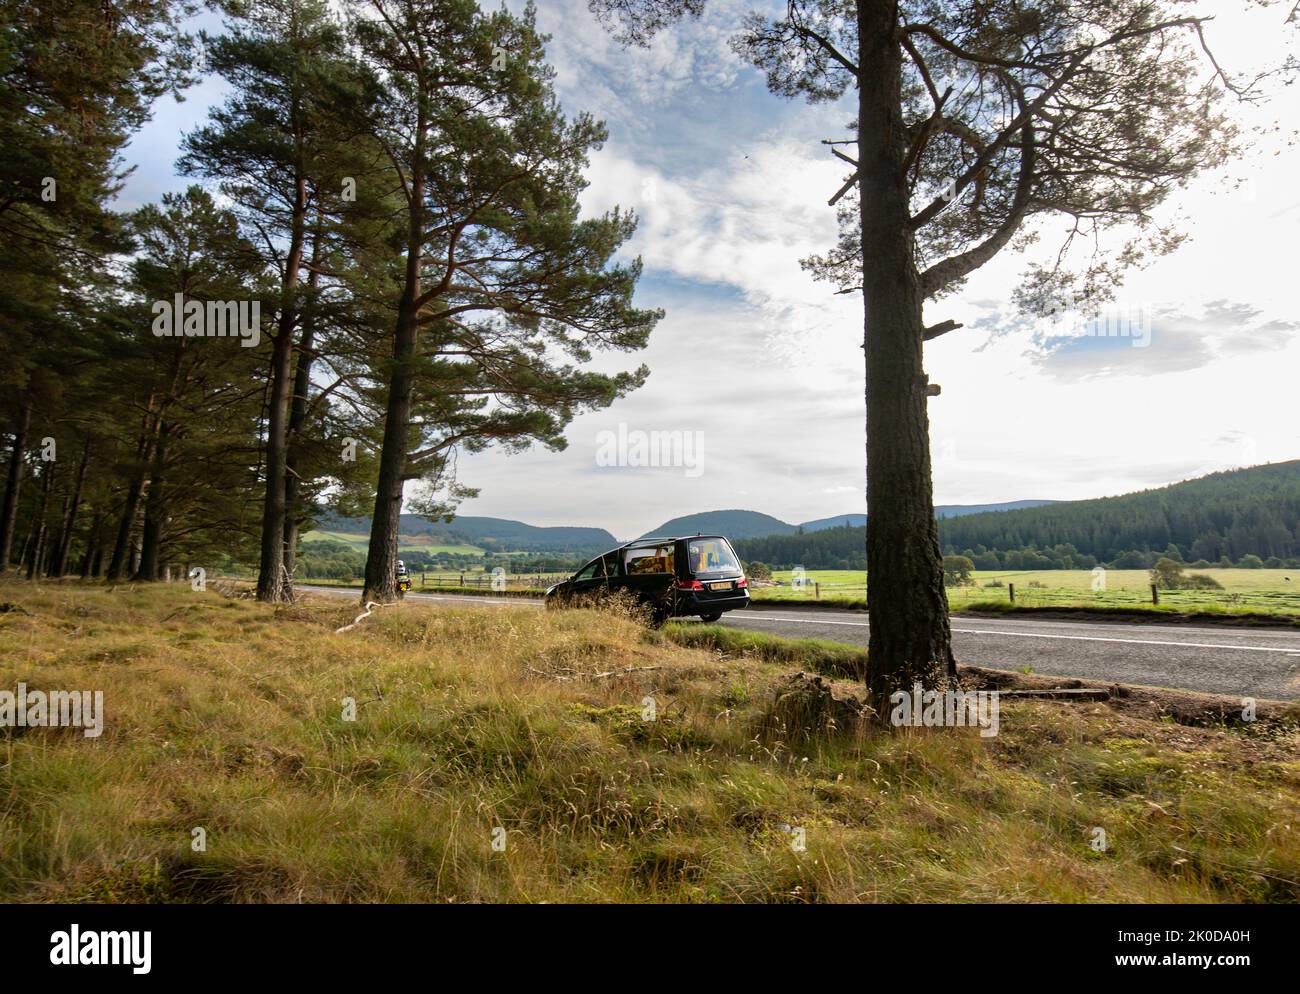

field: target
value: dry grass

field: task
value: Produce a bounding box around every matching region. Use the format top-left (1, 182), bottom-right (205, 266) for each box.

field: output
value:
top-left (1, 578), bottom-right (1298, 903)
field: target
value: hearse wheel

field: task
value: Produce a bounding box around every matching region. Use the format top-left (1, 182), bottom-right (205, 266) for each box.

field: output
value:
top-left (699, 612), bottom-right (722, 622)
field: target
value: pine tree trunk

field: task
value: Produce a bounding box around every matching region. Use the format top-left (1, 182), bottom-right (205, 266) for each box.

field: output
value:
top-left (256, 176), bottom-right (308, 603)
top-left (81, 510), bottom-right (103, 578)
top-left (255, 323), bottom-right (296, 600)
top-left (107, 474), bottom-right (147, 581)
top-left (282, 234), bottom-right (320, 582)
top-left (107, 409), bottom-right (158, 581)
top-left (0, 400), bottom-right (31, 572)
top-left (364, 160), bottom-right (425, 604)
top-left (857, 1), bottom-right (956, 714)
top-left (25, 463), bottom-right (53, 581)
top-left (135, 429), bottom-right (169, 581)
top-left (50, 493), bottom-right (70, 576)
top-left (363, 295), bottom-right (417, 603)
top-left (51, 437), bottom-right (89, 577)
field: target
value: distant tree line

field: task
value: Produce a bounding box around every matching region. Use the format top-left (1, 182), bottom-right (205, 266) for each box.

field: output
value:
top-left (735, 463), bottom-right (1300, 571)
top-left (0, 0), bottom-right (658, 600)
top-left (295, 539), bottom-right (580, 580)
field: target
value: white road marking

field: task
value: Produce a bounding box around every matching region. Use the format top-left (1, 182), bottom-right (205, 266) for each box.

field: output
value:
top-left (745, 610), bottom-right (1300, 640)
top-left (731, 612), bottom-right (1300, 655)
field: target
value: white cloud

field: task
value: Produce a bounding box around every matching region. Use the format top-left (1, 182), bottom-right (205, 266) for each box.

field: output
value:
top-left (113, 0), bottom-right (1300, 537)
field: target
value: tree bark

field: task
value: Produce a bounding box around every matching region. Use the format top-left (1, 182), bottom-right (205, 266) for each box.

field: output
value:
top-left (0, 400), bottom-right (31, 572)
top-left (25, 462), bottom-right (53, 580)
top-left (282, 351), bottom-right (313, 579)
top-left (107, 475), bottom-right (147, 581)
top-left (135, 427), bottom-right (169, 581)
top-left (363, 294), bottom-right (418, 603)
top-left (282, 224), bottom-right (321, 582)
top-left (51, 437), bottom-right (89, 577)
top-left (80, 509), bottom-right (104, 578)
top-left (107, 407), bottom-right (159, 581)
top-left (857, 0), bottom-right (956, 713)
top-left (363, 150), bottom-right (425, 604)
top-left (256, 175), bottom-right (308, 603)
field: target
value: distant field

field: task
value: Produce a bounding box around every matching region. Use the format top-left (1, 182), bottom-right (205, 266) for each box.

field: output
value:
top-left (303, 529), bottom-right (484, 556)
top-left (754, 568), bottom-right (1300, 616)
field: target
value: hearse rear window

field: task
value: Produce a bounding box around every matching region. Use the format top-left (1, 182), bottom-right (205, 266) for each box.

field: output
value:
top-left (688, 538), bottom-right (741, 575)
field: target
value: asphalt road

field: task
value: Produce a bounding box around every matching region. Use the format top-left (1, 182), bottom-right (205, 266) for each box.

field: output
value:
top-left (302, 586), bottom-right (1300, 700)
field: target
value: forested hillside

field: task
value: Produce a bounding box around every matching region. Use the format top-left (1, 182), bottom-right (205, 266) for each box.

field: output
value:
top-left (641, 509), bottom-right (796, 539)
top-left (735, 463), bottom-right (1300, 570)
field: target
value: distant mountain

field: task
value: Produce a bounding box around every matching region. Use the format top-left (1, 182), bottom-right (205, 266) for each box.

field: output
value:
top-left (647, 500), bottom-right (1061, 539)
top-left (797, 513), bottom-right (864, 531)
top-left (799, 502), bottom-right (1057, 531)
top-left (640, 509), bottom-right (797, 540)
top-left (317, 511), bottom-right (461, 542)
top-left (936, 499), bottom-right (1060, 519)
top-left (733, 462), bottom-right (1300, 569)
top-left (441, 516), bottom-right (617, 552)
top-left (315, 511), bottom-right (616, 554)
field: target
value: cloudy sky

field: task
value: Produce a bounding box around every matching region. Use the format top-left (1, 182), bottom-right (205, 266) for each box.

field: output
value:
top-left (119, 0), bottom-right (1300, 540)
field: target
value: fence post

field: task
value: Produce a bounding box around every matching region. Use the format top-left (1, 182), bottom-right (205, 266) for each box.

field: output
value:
top-left (421, 572), bottom-right (425, 588)
top-left (1151, 583), bottom-right (1159, 605)
top-left (1009, 582), bottom-right (1015, 603)
top-left (815, 582), bottom-right (820, 599)
top-left (460, 573), bottom-right (464, 586)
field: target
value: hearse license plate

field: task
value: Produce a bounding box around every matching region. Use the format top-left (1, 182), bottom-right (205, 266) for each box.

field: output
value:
top-left (709, 582), bottom-right (732, 591)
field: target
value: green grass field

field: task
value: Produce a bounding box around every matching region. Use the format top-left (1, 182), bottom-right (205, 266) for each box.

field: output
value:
top-left (303, 529), bottom-right (484, 556)
top-left (2, 578), bottom-right (1298, 903)
top-left (753, 568), bottom-right (1300, 616)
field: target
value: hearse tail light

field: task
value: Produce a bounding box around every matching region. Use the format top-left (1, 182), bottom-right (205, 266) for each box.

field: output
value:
top-left (676, 579), bottom-right (704, 590)
top-left (736, 577), bottom-right (747, 587)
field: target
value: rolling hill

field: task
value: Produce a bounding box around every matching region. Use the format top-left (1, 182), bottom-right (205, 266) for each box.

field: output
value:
top-left (308, 463), bottom-right (1297, 568)
top-left (313, 511), bottom-right (617, 555)
top-left (733, 462), bottom-right (1300, 570)
top-left (800, 500), bottom-right (1057, 531)
top-left (640, 509), bottom-right (795, 539)
top-left (644, 500), bottom-right (1058, 540)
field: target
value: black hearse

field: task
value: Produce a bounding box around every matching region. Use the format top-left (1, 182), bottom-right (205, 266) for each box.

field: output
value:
top-left (544, 535), bottom-right (749, 624)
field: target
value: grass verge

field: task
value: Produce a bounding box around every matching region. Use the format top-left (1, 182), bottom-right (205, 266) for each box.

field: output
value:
top-left (956, 601), bottom-right (1300, 627)
top-left (1, 578), bottom-right (1298, 903)
top-left (659, 622), bottom-right (867, 679)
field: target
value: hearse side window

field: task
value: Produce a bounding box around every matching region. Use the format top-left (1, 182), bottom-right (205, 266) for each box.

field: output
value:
top-left (573, 559), bottom-right (603, 581)
top-left (624, 543), bottom-right (674, 575)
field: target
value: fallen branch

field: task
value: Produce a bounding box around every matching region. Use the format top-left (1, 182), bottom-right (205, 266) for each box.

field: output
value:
top-left (335, 600), bottom-right (386, 634)
top-left (526, 664), bottom-right (663, 682)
